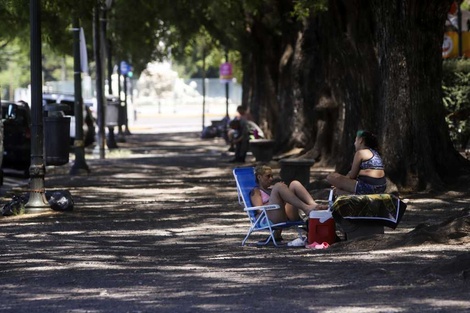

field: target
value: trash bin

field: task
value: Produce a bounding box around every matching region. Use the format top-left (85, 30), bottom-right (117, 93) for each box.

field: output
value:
top-left (105, 96), bottom-right (120, 126)
top-left (105, 96), bottom-right (120, 149)
top-left (279, 158), bottom-right (315, 186)
top-left (249, 139), bottom-right (275, 162)
top-left (44, 104), bottom-right (71, 166)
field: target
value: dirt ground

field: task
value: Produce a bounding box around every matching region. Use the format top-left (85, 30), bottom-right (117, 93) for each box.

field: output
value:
top-left (0, 132), bottom-right (469, 313)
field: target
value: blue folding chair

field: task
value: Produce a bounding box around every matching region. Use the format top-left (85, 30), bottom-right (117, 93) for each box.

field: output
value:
top-left (233, 167), bottom-right (305, 246)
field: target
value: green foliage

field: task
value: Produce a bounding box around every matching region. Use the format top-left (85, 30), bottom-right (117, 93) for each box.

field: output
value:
top-left (0, 0), bottom-right (320, 91)
top-left (108, 0), bottom-right (248, 80)
top-left (164, 0), bottom-right (299, 79)
top-left (109, 0), bottom-right (165, 73)
top-left (462, 1), bottom-right (470, 11)
top-left (442, 59), bottom-right (470, 149)
top-left (292, 0), bottom-right (328, 20)
top-left (169, 27), bottom-right (242, 81)
top-left (0, 0), bottom-right (299, 86)
top-left (0, 38), bottom-right (31, 99)
top-left (0, 0), bottom-right (29, 39)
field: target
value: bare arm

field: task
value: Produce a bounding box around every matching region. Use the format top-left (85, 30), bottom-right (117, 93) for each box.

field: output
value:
top-left (250, 188), bottom-right (264, 207)
top-left (347, 150), bottom-right (366, 179)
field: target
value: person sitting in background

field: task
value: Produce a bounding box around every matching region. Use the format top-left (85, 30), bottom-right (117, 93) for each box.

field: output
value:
top-left (227, 106), bottom-right (264, 152)
top-left (326, 130), bottom-right (386, 195)
top-left (228, 119), bottom-right (250, 163)
top-left (246, 120), bottom-right (264, 140)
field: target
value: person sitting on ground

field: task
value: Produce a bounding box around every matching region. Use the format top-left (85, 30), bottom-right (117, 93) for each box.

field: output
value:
top-left (250, 165), bottom-right (328, 239)
top-left (326, 130), bottom-right (387, 195)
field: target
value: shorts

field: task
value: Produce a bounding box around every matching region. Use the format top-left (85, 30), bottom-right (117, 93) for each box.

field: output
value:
top-left (355, 175), bottom-right (387, 195)
top-left (256, 215), bottom-right (273, 228)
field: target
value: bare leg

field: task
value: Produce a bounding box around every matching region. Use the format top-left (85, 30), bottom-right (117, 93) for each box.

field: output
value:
top-left (288, 180), bottom-right (328, 212)
top-left (273, 229), bottom-right (282, 240)
top-left (284, 203), bottom-right (300, 221)
top-left (266, 182), bottom-right (317, 223)
top-left (289, 180), bottom-right (315, 205)
top-left (326, 173), bottom-right (357, 194)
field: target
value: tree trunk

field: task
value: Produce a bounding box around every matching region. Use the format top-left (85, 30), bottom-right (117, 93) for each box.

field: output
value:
top-left (295, 0), bottom-right (379, 169)
top-left (240, 0), bottom-right (470, 191)
top-left (371, 0), bottom-right (469, 190)
top-left (242, 1), bottom-right (302, 152)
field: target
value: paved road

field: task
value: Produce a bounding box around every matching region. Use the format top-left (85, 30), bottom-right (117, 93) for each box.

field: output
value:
top-left (131, 103), bottom-right (236, 134)
top-left (0, 131), bottom-right (469, 313)
top-left (1, 102), bottom-right (232, 197)
top-left (1, 169), bottom-right (29, 198)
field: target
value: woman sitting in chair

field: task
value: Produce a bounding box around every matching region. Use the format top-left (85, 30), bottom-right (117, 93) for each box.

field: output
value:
top-left (250, 165), bottom-right (327, 228)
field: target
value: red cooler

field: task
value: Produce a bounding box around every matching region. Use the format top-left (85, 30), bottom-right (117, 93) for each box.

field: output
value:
top-left (308, 210), bottom-right (336, 244)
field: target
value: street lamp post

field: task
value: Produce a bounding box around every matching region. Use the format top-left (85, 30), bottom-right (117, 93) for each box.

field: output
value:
top-left (202, 46), bottom-right (206, 131)
top-left (70, 17), bottom-right (90, 175)
top-left (94, 5), bottom-right (106, 159)
top-left (25, 0), bottom-right (49, 211)
top-left (102, 1), bottom-right (118, 149)
top-left (225, 49), bottom-right (229, 118)
top-left (457, 1), bottom-right (463, 57)
top-left (105, 0), bottom-right (114, 93)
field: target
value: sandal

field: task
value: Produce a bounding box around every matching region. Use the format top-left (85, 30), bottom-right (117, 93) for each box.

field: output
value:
top-left (287, 237), bottom-right (307, 247)
top-left (305, 241), bottom-right (330, 249)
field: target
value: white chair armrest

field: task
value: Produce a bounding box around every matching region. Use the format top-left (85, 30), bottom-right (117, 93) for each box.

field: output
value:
top-left (244, 204), bottom-right (280, 212)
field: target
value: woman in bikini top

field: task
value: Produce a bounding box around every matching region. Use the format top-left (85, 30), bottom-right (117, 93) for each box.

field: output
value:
top-left (250, 165), bottom-right (327, 224)
top-left (326, 130), bottom-right (387, 195)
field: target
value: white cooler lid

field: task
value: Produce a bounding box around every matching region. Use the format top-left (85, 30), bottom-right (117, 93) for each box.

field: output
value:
top-left (309, 210), bottom-right (333, 223)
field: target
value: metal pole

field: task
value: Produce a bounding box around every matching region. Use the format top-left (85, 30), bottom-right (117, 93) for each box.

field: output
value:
top-left (94, 5), bottom-right (105, 159)
top-left (225, 50), bottom-right (229, 118)
top-left (117, 68), bottom-right (125, 142)
top-left (103, 9), bottom-right (113, 96)
top-left (102, 7), bottom-right (118, 149)
top-left (107, 41), bottom-right (113, 95)
top-left (458, 2), bottom-right (463, 57)
top-left (202, 47), bottom-right (206, 131)
top-left (70, 17), bottom-right (90, 175)
top-left (25, 0), bottom-right (49, 211)
top-left (123, 75), bottom-right (131, 135)
top-left (124, 75), bottom-right (131, 135)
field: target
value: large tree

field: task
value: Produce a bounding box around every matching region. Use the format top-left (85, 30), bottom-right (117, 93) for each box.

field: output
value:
top-left (294, 0), bottom-right (469, 190)
top-left (2, 0), bottom-right (469, 191)
top-left (369, 0), bottom-right (468, 190)
top-left (230, 0), bottom-right (470, 191)
top-left (57, 0), bottom-right (470, 190)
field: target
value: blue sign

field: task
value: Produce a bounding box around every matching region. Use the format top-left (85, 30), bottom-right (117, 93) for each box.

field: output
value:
top-left (120, 61), bottom-right (130, 75)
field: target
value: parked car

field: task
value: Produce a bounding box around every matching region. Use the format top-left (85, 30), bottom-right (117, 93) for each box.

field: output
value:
top-left (0, 115), bottom-right (3, 185)
top-left (42, 93), bottom-right (96, 147)
top-left (1, 100), bottom-right (32, 176)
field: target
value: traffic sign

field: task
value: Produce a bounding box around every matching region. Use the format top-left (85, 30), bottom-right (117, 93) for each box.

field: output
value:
top-left (219, 62), bottom-right (233, 82)
top-left (120, 61), bottom-right (130, 75)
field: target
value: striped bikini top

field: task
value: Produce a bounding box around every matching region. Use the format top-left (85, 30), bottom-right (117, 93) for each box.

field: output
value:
top-left (360, 149), bottom-right (384, 170)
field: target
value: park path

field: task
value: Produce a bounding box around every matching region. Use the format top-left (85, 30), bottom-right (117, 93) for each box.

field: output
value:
top-left (0, 131), bottom-right (469, 313)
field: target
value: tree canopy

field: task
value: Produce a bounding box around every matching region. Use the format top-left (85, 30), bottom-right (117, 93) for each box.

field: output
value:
top-left (1, 0), bottom-right (469, 192)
